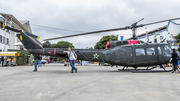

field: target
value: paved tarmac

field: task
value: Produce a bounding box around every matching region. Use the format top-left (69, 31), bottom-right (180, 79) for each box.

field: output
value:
top-left (0, 63), bottom-right (180, 101)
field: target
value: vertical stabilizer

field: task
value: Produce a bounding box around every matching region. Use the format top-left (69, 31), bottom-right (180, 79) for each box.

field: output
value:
top-left (16, 32), bottom-right (42, 49)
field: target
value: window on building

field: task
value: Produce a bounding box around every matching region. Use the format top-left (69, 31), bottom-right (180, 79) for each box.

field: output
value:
top-left (7, 38), bottom-right (9, 44)
top-left (3, 37), bottom-right (5, 43)
top-left (146, 47), bottom-right (155, 55)
top-left (0, 35), bottom-right (2, 43)
top-left (158, 47), bottom-right (162, 55)
top-left (136, 48), bottom-right (145, 56)
top-left (0, 21), bottom-right (3, 29)
top-left (6, 29), bottom-right (10, 33)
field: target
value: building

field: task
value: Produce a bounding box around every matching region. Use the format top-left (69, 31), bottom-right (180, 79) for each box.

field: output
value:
top-left (126, 21), bottom-right (180, 49)
top-left (0, 13), bottom-right (42, 51)
top-left (0, 17), bottom-right (16, 51)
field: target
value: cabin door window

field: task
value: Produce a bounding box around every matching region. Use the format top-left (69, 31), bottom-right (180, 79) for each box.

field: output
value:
top-left (135, 48), bottom-right (145, 56)
top-left (146, 47), bottom-right (155, 55)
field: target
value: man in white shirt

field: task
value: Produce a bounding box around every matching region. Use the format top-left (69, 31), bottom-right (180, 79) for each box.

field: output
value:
top-left (64, 47), bottom-right (78, 73)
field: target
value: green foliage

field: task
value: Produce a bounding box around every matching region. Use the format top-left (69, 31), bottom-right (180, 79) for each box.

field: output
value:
top-left (43, 41), bottom-right (51, 48)
top-left (175, 33), bottom-right (180, 44)
top-left (175, 33), bottom-right (180, 52)
top-left (89, 47), bottom-right (93, 49)
top-left (50, 44), bottom-right (57, 48)
top-left (94, 35), bottom-right (117, 49)
top-left (8, 49), bottom-right (29, 65)
top-left (52, 41), bottom-right (74, 48)
top-left (43, 41), bottom-right (75, 48)
top-left (43, 41), bottom-right (74, 48)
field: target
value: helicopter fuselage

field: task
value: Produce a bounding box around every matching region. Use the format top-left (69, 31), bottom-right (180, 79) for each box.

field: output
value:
top-left (29, 43), bottom-right (171, 67)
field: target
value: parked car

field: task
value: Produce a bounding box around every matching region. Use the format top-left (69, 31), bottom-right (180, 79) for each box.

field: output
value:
top-left (33, 59), bottom-right (47, 64)
top-left (41, 59), bottom-right (47, 64)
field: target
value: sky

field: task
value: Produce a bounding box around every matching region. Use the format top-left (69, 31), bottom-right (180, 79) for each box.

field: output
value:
top-left (0, 0), bottom-right (180, 49)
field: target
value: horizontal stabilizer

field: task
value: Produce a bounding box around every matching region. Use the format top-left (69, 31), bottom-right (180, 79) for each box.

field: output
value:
top-left (3, 25), bottom-right (40, 39)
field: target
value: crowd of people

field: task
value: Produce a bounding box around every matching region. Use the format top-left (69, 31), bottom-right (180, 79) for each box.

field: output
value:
top-left (0, 56), bottom-right (16, 66)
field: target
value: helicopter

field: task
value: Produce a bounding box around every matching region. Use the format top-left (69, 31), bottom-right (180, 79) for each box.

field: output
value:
top-left (2, 17), bottom-right (180, 71)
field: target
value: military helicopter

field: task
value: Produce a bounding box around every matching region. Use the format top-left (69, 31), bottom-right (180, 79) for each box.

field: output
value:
top-left (3, 17), bottom-right (180, 71)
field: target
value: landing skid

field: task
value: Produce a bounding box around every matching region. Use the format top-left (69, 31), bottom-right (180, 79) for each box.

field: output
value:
top-left (118, 66), bottom-right (172, 73)
top-left (119, 66), bottom-right (155, 71)
top-left (131, 69), bottom-right (172, 73)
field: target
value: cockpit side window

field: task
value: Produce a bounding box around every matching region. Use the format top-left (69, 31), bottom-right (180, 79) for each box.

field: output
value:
top-left (164, 45), bottom-right (172, 56)
top-left (146, 47), bottom-right (155, 55)
top-left (136, 48), bottom-right (145, 56)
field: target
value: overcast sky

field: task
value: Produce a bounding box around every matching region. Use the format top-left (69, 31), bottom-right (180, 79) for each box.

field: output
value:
top-left (1, 0), bottom-right (180, 48)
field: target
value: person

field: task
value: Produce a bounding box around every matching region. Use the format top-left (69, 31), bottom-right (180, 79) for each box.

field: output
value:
top-left (169, 48), bottom-right (178, 73)
top-left (48, 59), bottom-right (50, 64)
top-left (1, 56), bottom-right (4, 66)
top-left (33, 55), bottom-right (39, 72)
top-left (6, 57), bottom-right (11, 66)
top-left (0, 57), bottom-right (1, 66)
top-left (176, 51), bottom-right (180, 70)
top-left (38, 55), bottom-right (42, 67)
top-left (9, 56), bottom-right (12, 64)
top-left (78, 60), bottom-right (81, 65)
top-left (99, 62), bottom-right (101, 66)
top-left (64, 60), bottom-right (67, 66)
top-left (67, 59), bottom-right (70, 66)
top-left (64, 47), bottom-right (77, 73)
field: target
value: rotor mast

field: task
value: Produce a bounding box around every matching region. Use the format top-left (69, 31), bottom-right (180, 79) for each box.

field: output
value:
top-left (131, 18), bottom-right (144, 40)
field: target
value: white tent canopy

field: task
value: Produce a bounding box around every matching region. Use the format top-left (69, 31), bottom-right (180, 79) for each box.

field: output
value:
top-left (14, 42), bottom-right (23, 46)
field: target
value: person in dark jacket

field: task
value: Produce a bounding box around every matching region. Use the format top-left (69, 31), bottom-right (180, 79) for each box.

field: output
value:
top-left (33, 55), bottom-right (39, 72)
top-left (38, 55), bottom-right (42, 67)
top-left (169, 49), bottom-right (178, 73)
top-left (1, 56), bottom-right (4, 66)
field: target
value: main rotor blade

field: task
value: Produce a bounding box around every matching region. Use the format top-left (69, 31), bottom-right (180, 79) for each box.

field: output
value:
top-left (143, 17), bottom-right (180, 26)
top-left (43, 27), bottom-right (127, 41)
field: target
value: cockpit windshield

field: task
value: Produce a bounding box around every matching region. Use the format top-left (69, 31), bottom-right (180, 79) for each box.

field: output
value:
top-left (164, 45), bottom-right (172, 56)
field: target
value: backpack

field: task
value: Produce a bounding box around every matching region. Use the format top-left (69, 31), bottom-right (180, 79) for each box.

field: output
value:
top-left (68, 51), bottom-right (76, 58)
top-left (176, 55), bottom-right (180, 62)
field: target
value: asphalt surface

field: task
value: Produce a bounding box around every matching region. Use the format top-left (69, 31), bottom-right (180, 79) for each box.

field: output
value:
top-left (0, 64), bottom-right (180, 101)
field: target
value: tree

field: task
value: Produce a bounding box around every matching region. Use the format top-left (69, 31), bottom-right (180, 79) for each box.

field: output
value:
top-left (51, 41), bottom-right (75, 48)
top-left (175, 33), bottom-right (180, 43)
top-left (89, 47), bottom-right (93, 49)
top-left (175, 33), bottom-right (180, 52)
top-left (43, 41), bottom-right (51, 48)
top-left (94, 35), bottom-right (117, 49)
top-left (50, 44), bottom-right (58, 48)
